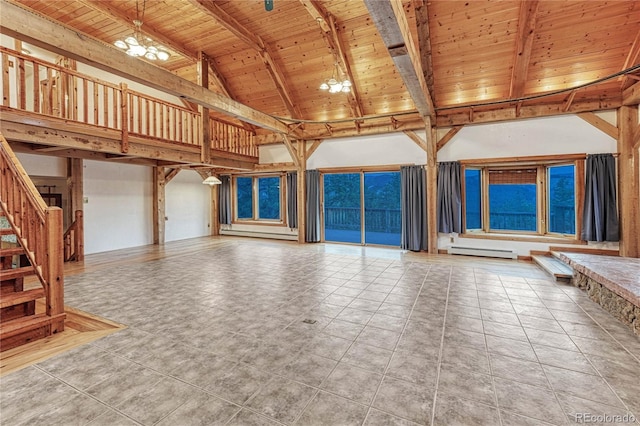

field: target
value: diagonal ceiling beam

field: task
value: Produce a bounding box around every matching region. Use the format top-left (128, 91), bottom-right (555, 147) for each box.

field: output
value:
top-left (364, 0), bottom-right (435, 119)
top-left (0, 0), bottom-right (292, 134)
top-left (188, 0), bottom-right (301, 119)
top-left (509, 0), bottom-right (539, 98)
top-left (301, 0), bottom-right (364, 118)
top-left (414, 0), bottom-right (435, 107)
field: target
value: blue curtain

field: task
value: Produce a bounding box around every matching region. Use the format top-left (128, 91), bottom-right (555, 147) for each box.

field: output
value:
top-left (287, 172), bottom-right (297, 229)
top-left (437, 161), bottom-right (462, 233)
top-left (401, 165), bottom-right (427, 251)
top-left (306, 170), bottom-right (321, 242)
top-left (581, 154), bottom-right (619, 241)
top-left (218, 175), bottom-right (232, 225)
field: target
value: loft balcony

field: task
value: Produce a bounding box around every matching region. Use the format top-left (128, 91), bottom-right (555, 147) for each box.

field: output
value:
top-left (0, 47), bottom-right (258, 170)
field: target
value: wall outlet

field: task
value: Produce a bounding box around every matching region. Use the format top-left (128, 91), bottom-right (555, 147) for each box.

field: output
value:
top-left (83, 197), bottom-right (89, 204)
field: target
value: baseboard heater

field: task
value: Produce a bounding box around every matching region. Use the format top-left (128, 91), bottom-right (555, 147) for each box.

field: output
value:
top-left (220, 229), bottom-right (298, 241)
top-left (447, 246), bottom-right (518, 260)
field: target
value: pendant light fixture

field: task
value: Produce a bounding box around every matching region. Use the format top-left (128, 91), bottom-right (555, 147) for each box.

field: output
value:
top-left (114, 0), bottom-right (170, 61)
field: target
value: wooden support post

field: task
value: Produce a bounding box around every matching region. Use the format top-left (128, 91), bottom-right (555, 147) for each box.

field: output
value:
top-left (211, 183), bottom-right (220, 236)
top-left (74, 210), bottom-right (84, 261)
top-left (153, 166), bottom-right (166, 245)
top-left (120, 83), bottom-right (129, 153)
top-left (67, 158), bottom-right (83, 216)
top-left (198, 52), bottom-right (211, 163)
top-left (618, 105), bottom-right (640, 257)
top-left (44, 207), bottom-right (65, 333)
top-left (425, 117), bottom-right (438, 254)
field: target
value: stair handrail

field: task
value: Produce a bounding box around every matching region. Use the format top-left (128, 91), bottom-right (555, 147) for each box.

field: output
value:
top-left (0, 132), bottom-right (65, 330)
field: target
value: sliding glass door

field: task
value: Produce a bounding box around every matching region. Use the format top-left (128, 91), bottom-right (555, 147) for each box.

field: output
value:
top-left (323, 173), bottom-right (361, 243)
top-left (323, 171), bottom-right (401, 246)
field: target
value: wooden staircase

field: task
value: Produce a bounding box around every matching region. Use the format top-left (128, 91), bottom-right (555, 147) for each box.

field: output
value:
top-left (0, 132), bottom-right (65, 351)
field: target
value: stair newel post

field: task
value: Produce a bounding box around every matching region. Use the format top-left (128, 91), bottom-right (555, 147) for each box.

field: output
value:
top-left (44, 206), bottom-right (65, 333)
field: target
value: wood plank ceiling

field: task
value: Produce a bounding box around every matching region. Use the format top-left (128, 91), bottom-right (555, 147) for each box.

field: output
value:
top-left (5, 0), bottom-right (640, 138)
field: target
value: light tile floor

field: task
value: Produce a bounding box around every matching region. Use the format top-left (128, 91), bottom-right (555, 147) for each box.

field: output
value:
top-left (1, 239), bottom-right (639, 425)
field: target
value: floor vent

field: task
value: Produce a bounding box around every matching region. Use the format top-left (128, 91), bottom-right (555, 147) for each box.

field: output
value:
top-left (447, 246), bottom-right (518, 260)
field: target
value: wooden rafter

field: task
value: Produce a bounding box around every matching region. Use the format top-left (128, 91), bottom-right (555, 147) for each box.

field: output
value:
top-left (75, 0), bottom-right (195, 61)
top-left (188, 0), bottom-right (301, 118)
top-left (301, 1), bottom-right (364, 118)
top-left (0, 0), bottom-right (291, 134)
top-left (364, 0), bottom-right (435, 119)
top-left (509, 0), bottom-right (539, 98)
top-left (414, 1), bottom-right (435, 105)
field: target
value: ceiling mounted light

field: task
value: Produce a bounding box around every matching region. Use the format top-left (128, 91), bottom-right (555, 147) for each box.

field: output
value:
top-left (319, 63), bottom-right (352, 94)
top-left (202, 175), bottom-right (222, 186)
top-left (113, 1), bottom-right (170, 61)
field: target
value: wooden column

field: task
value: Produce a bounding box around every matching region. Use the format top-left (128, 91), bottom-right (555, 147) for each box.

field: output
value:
top-left (198, 52), bottom-right (211, 163)
top-left (211, 183), bottom-right (220, 236)
top-left (67, 157), bottom-right (84, 260)
top-left (425, 117), bottom-right (438, 254)
top-left (297, 140), bottom-right (306, 243)
top-left (153, 166), bottom-right (166, 245)
top-left (618, 105), bottom-right (639, 257)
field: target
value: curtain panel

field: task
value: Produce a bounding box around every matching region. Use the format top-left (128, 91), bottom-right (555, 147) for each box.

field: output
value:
top-left (581, 153), bottom-right (619, 241)
top-left (218, 175), bottom-right (232, 225)
top-left (286, 172), bottom-right (297, 229)
top-left (400, 165), bottom-right (427, 251)
top-left (437, 161), bottom-right (462, 233)
top-left (305, 170), bottom-right (321, 242)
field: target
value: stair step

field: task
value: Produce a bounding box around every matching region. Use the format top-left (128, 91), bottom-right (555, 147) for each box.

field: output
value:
top-left (0, 313), bottom-right (58, 351)
top-left (0, 266), bottom-right (34, 280)
top-left (532, 254), bottom-right (573, 280)
top-left (1, 277), bottom-right (23, 295)
top-left (0, 288), bottom-right (45, 309)
top-left (0, 247), bottom-right (25, 258)
top-left (0, 228), bottom-right (15, 236)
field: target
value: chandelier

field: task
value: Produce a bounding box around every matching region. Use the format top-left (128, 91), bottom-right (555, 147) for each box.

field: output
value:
top-left (319, 63), bottom-right (352, 93)
top-left (113, 1), bottom-right (170, 61)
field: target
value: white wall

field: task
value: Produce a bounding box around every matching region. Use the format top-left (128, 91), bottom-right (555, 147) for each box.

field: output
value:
top-left (308, 132), bottom-right (426, 169)
top-left (83, 161), bottom-right (153, 254)
top-left (165, 170), bottom-right (211, 242)
top-left (16, 153), bottom-right (66, 177)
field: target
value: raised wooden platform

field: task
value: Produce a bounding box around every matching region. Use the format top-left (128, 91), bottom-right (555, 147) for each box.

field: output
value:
top-left (555, 252), bottom-right (640, 335)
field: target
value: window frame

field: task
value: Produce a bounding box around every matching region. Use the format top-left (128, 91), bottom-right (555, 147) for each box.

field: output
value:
top-left (232, 174), bottom-right (286, 224)
top-left (461, 158), bottom-right (583, 240)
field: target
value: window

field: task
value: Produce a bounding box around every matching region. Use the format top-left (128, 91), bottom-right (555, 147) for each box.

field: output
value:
top-left (463, 162), bottom-right (577, 237)
top-left (234, 175), bottom-right (283, 221)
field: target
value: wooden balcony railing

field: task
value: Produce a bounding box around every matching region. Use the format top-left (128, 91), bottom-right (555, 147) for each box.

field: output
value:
top-left (0, 47), bottom-right (256, 158)
top-left (64, 210), bottom-right (84, 262)
top-left (0, 132), bottom-right (65, 332)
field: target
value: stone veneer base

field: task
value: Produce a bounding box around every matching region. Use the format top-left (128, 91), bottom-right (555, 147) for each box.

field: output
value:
top-left (573, 271), bottom-right (640, 336)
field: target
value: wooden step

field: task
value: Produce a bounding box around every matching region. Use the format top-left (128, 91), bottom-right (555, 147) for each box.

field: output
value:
top-left (0, 313), bottom-right (54, 351)
top-left (532, 254), bottom-right (573, 281)
top-left (0, 288), bottom-right (44, 309)
top-left (0, 228), bottom-right (15, 236)
top-left (0, 266), bottom-right (34, 280)
top-left (1, 277), bottom-right (23, 295)
top-left (0, 247), bottom-right (25, 258)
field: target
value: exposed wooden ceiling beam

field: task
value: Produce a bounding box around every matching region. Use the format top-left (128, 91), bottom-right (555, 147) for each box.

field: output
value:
top-left (577, 113), bottom-right (618, 140)
top-left (509, 0), bottom-right (539, 98)
top-left (301, 1), bottom-right (364, 118)
top-left (623, 80), bottom-right (640, 106)
top-left (436, 126), bottom-right (463, 152)
top-left (188, 0), bottom-right (301, 119)
top-left (364, 0), bottom-right (435, 119)
top-left (621, 28), bottom-right (640, 90)
top-left (75, 0), bottom-right (195, 62)
top-left (0, 0), bottom-right (292, 135)
top-left (414, 1), bottom-right (435, 106)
